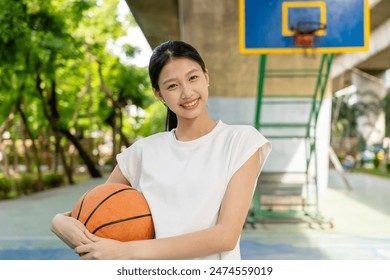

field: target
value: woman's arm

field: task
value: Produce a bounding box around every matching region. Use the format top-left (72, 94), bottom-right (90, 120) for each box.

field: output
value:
top-left (105, 165), bottom-right (132, 185)
top-left (75, 149), bottom-right (262, 259)
top-left (51, 211), bottom-right (92, 249)
top-left (51, 165), bottom-right (131, 249)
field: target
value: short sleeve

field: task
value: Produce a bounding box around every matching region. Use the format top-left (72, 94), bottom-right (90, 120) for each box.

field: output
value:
top-left (228, 126), bottom-right (271, 181)
top-left (116, 142), bottom-right (141, 188)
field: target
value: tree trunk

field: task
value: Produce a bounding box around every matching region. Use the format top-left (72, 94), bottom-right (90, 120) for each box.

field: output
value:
top-left (105, 109), bottom-right (118, 168)
top-left (0, 107), bottom-right (16, 177)
top-left (36, 73), bottom-right (101, 179)
top-left (0, 141), bottom-right (10, 177)
top-left (118, 108), bottom-right (126, 148)
top-left (120, 129), bottom-right (131, 148)
top-left (38, 132), bottom-right (52, 170)
top-left (20, 119), bottom-right (32, 173)
top-left (53, 134), bottom-right (59, 173)
top-left (11, 139), bottom-right (18, 174)
top-left (59, 128), bottom-right (102, 178)
top-left (17, 101), bottom-right (44, 191)
top-left (96, 59), bottom-right (124, 169)
top-left (112, 110), bottom-right (119, 167)
top-left (56, 135), bottom-right (75, 185)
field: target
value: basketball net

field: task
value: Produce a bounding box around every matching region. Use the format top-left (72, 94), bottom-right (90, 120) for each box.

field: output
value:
top-left (292, 21), bottom-right (326, 58)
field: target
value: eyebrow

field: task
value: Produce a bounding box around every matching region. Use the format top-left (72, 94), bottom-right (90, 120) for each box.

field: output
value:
top-left (161, 68), bottom-right (200, 85)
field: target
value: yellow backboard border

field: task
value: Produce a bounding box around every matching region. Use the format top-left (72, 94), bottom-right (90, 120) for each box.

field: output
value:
top-left (239, 0), bottom-right (370, 54)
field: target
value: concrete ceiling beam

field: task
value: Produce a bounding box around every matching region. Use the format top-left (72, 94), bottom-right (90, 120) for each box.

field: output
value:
top-left (125, 0), bottom-right (180, 49)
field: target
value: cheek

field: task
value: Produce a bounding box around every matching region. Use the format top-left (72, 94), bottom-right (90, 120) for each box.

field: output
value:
top-left (161, 92), bottom-right (178, 104)
top-left (199, 84), bottom-right (209, 98)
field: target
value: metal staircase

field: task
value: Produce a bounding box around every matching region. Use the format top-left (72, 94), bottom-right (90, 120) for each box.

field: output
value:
top-left (247, 54), bottom-right (334, 228)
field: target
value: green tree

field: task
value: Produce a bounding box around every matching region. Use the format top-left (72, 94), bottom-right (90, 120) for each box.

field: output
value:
top-left (1, 0), bottom-right (161, 192)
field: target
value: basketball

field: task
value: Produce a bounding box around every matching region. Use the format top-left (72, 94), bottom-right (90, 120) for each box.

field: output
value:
top-left (71, 183), bottom-right (154, 242)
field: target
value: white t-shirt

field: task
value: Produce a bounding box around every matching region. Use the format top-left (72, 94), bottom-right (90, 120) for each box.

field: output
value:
top-left (116, 120), bottom-right (271, 260)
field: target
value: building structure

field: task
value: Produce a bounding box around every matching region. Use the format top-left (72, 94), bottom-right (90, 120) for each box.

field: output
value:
top-left (125, 0), bottom-right (390, 221)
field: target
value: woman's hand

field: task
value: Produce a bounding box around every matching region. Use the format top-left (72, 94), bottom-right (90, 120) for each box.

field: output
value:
top-left (75, 230), bottom-right (133, 260)
top-left (51, 211), bottom-right (93, 249)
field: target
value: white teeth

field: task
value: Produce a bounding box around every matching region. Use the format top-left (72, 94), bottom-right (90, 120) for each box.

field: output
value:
top-left (182, 99), bottom-right (198, 108)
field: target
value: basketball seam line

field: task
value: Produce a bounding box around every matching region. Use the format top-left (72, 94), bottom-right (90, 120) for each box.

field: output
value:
top-left (77, 190), bottom-right (91, 220)
top-left (84, 187), bottom-right (136, 227)
top-left (92, 214), bottom-right (152, 235)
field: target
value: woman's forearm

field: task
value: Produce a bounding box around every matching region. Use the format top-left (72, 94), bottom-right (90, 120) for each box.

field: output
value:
top-left (126, 223), bottom-right (238, 260)
top-left (51, 212), bottom-right (93, 249)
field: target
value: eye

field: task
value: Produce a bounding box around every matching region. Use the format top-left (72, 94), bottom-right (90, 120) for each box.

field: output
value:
top-left (167, 84), bottom-right (178, 90)
top-left (189, 75), bottom-right (198, 81)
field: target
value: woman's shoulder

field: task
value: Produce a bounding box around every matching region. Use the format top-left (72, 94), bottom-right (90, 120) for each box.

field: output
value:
top-left (119, 132), bottom-right (171, 157)
top-left (222, 122), bottom-right (261, 135)
top-left (133, 131), bottom-right (171, 146)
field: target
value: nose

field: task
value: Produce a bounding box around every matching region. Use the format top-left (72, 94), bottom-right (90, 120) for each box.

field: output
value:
top-left (181, 83), bottom-right (193, 99)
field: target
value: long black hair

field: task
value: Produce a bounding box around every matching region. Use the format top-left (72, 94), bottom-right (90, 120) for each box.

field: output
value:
top-left (148, 40), bottom-right (206, 131)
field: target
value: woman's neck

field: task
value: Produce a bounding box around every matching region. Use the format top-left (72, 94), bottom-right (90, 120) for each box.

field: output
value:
top-left (174, 114), bottom-right (217, 142)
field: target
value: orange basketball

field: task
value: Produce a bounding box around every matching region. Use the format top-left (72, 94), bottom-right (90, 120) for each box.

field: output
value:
top-left (71, 183), bottom-right (154, 242)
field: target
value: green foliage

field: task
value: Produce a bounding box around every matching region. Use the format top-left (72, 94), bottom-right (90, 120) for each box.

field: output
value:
top-left (0, 177), bottom-right (12, 199)
top-left (0, 0), bottom-right (158, 191)
top-left (352, 167), bottom-right (390, 179)
top-left (373, 157), bottom-right (380, 169)
top-left (104, 62), bottom-right (153, 108)
top-left (137, 102), bottom-right (166, 137)
top-left (60, 0), bottom-right (96, 30)
top-left (43, 173), bottom-right (65, 188)
top-left (332, 88), bottom-right (387, 142)
top-left (332, 96), bottom-right (358, 138)
top-left (74, 0), bottom-right (123, 46)
top-left (0, 1), bottom-right (30, 63)
top-left (122, 44), bottom-right (140, 59)
top-left (0, 172), bottom-right (66, 200)
top-left (1, 0), bottom-right (152, 139)
top-left (15, 173), bottom-right (38, 195)
top-left (0, 90), bottom-right (17, 125)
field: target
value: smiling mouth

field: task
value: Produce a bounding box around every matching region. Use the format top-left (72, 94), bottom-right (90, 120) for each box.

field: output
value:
top-left (181, 98), bottom-right (199, 109)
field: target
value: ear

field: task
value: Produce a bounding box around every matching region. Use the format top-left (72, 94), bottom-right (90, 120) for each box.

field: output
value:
top-left (204, 68), bottom-right (210, 85)
top-left (153, 88), bottom-right (165, 104)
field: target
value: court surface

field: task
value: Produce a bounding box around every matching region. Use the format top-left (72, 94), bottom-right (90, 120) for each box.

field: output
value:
top-left (0, 170), bottom-right (389, 260)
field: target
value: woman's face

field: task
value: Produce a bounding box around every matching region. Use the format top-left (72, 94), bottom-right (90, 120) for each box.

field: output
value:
top-left (155, 57), bottom-right (209, 121)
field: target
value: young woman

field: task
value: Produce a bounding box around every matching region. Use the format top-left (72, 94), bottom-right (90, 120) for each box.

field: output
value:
top-left (51, 40), bottom-right (271, 260)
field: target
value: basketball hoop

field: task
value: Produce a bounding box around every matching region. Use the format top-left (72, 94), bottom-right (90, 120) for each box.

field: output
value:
top-left (291, 21), bottom-right (327, 48)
